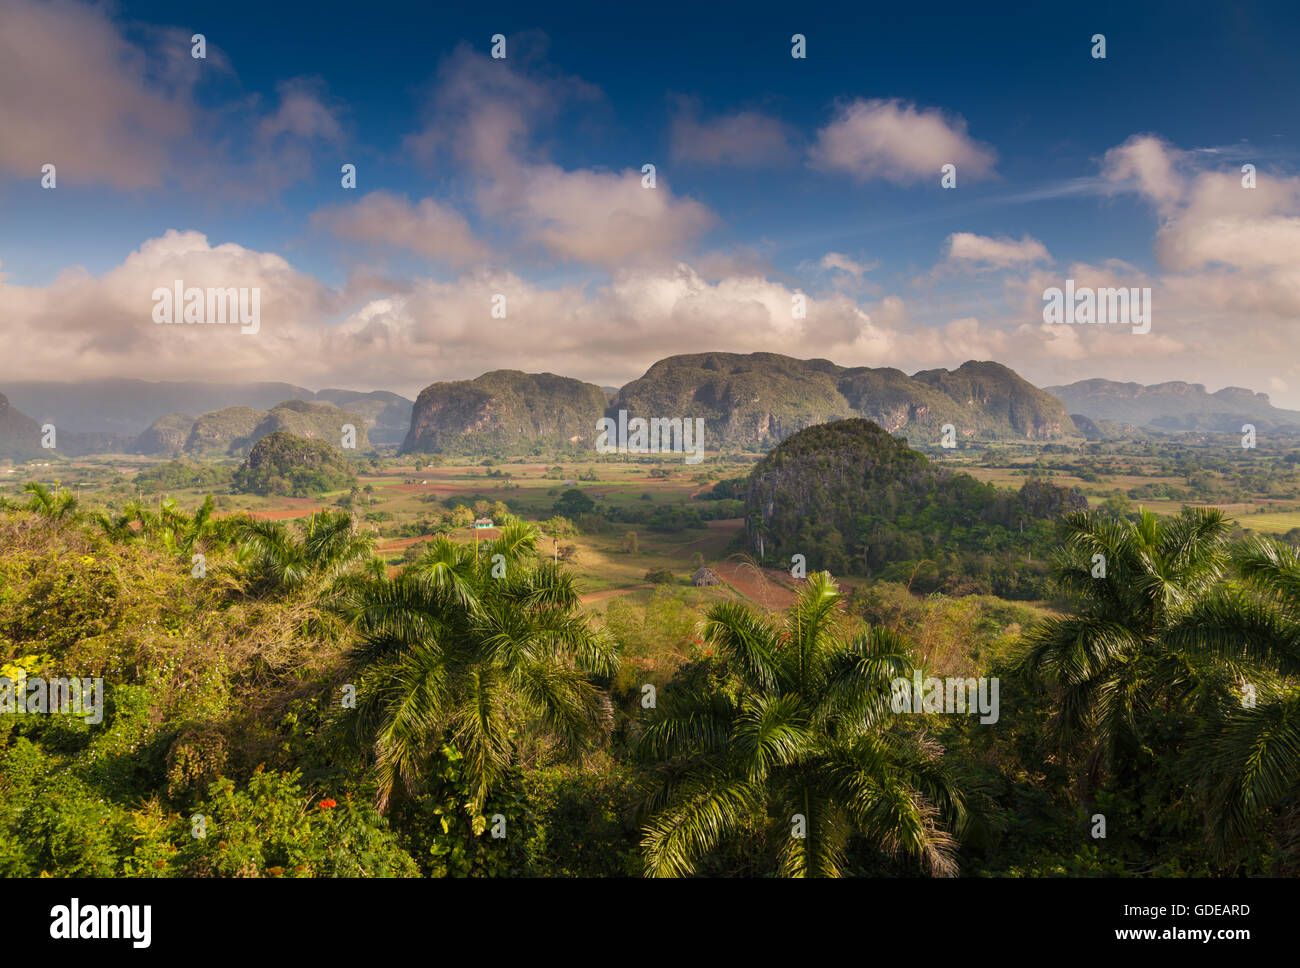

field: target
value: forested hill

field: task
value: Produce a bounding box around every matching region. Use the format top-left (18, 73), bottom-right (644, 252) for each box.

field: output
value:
top-left (401, 353), bottom-right (1075, 456)
top-left (744, 418), bottom-right (1087, 595)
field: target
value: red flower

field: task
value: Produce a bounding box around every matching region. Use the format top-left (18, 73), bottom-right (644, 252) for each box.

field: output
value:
top-left (318, 798), bottom-right (337, 810)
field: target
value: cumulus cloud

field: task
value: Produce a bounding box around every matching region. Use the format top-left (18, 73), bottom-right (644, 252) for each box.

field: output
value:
top-left (0, 0), bottom-right (346, 195)
top-left (0, 230), bottom-right (335, 383)
top-left (808, 98), bottom-right (996, 184)
top-left (1102, 134), bottom-right (1300, 319)
top-left (1101, 134), bottom-right (1187, 210)
top-left (0, 0), bottom-right (197, 188)
top-left (0, 229), bottom-right (1003, 394)
top-left (404, 44), bottom-right (716, 270)
top-left (945, 233), bottom-right (1051, 268)
top-left (670, 100), bottom-right (796, 167)
top-left (820, 252), bottom-right (876, 277)
top-left (312, 192), bottom-right (490, 267)
top-left (257, 78), bottom-right (345, 143)
top-left (511, 165), bottom-right (716, 268)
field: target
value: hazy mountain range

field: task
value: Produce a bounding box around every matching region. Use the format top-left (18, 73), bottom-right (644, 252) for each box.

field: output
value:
top-left (1047, 379), bottom-right (1300, 433)
top-left (4, 359), bottom-right (1297, 462)
top-left (0, 379), bottom-right (412, 443)
top-left (400, 354), bottom-right (1073, 454)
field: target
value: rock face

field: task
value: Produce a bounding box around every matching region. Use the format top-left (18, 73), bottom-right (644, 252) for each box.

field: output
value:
top-left (0, 393), bottom-right (134, 459)
top-left (401, 354), bottom-right (1075, 456)
top-left (1047, 378), bottom-right (1300, 432)
top-left (177, 400), bottom-right (372, 458)
top-left (0, 392), bottom-right (45, 460)
top-left (613, 353), bottom-right (1073, 451)
top-left (181, 406), bottom-right (264, 457)
top-left (401, 371), bottom-right (608, 454)
top-left (0, 380), bottom-right (412, 450)
top-left (1069, 413), bottom-right (1102, 440)
top-left (314, 389), bottom-right (412, 445)
top-left (134, 413), bottom-right (197, 456)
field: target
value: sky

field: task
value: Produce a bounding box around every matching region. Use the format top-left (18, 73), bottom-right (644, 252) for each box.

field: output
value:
top-left (1, 0), bottom-right (1298, 402)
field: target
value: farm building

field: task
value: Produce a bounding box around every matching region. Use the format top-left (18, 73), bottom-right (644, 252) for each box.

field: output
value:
top-left (691, 566), bottom-right (720, 587)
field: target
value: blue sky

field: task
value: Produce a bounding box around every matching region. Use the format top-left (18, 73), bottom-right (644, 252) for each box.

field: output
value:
top-left (2, 0), bottom-right (1298, 400)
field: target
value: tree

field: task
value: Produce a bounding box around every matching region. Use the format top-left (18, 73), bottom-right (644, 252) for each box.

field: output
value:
top-left (22, 481), bottom-right (80, 523)
top-left (635, 571), bottom-right (971, 877)
top-left (1165, 536), bottom-right (1300, 852)
top-left (342, 520), bottom-right (618, 812)
top-left (553, 488), bottom-right (595, 518)
top-left (236, 510), bottom-right (375, 597)
top-left (622, 530), bottom-right (638, 554)
top-left (1020, 508), bottom-right (1233, 780)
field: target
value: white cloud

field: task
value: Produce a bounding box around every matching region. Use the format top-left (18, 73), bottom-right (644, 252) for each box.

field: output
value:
top-left (671, 102), bottom-right (796, 167)
top-left (405, 44), bottom-right (716, 270)
top-left (820, 252), bottom-right (876, 277)
top-left (0, 0), bottom-right (197, 188)
top-left (312, 192), bottom-right (490, 267)
top-left (0, 0), bottom-right (346, 196)
top-left (945, 233), bottom-right (1050, 268)
top-left (808, 98), bottom-right (996, 184)
top-left (1100, 134), bottom-right (1187, 210)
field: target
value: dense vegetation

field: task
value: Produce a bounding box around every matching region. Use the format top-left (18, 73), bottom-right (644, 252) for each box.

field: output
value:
top-left (233, 431), bottom-right (357, 497)
top-left (2, 469), bottom-right (1297, 877)
top-left (745, 419), bottom-right (1087, 598)
top-left (613, 353), bottom-right (1073, 450)
top-left (402, 371), bottom-right (608, 455)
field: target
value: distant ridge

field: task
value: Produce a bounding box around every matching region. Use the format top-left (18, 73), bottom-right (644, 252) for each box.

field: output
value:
top-left (402, 352), bottom-right (1075, 454)
top-left (1046, 378), bottom-right (1300, 432)
top-left (0, 379), bottom-right (413, 444)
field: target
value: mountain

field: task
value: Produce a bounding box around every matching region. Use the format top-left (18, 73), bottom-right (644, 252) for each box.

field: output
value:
top-left (401, 371), bottom-right (609, 454)
top-left (0, 379), bottom-right (316, 436)
top-left (313, 389), bottom-right (412, 445)
top-left (1046, 378), bottom-right (1300, 432)
top-left (0, 392), bottom-right (45, 460)
top-left (0, 379), bottom-right (413, 444)
top-left (401, 354), bottom-right (1074, 456)
top-left (233, 431), bottom-right (357, 497)
top-left (169, 400), bottom-right (373, 458)
top-left (181, 406), bottom-right (264, 457)
top-left (612, 353), bottom-right (1073, 450)
top-left (743, 418), bottom-right (1086, 577)
top-left (134, 413), bottom-right (198, 456)
top-left (0, 393), bottom-right (136, 459)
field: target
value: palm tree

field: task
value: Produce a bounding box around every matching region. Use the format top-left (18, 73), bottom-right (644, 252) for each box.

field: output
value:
top-left (96, 495), bottom-right (244, 559)
top-left (635, 571), bottom-right (972, 877)
top-left (22, 481), bottom-right (80, 523)
top-left (342, 520), bottom-right (617, 812)
top-left (1020, 507), bottom-right (1233, 780)
top-left (1164, 535), bottom-right (1300, 851)
top-left (236, 510), bottom-right (375, 596)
